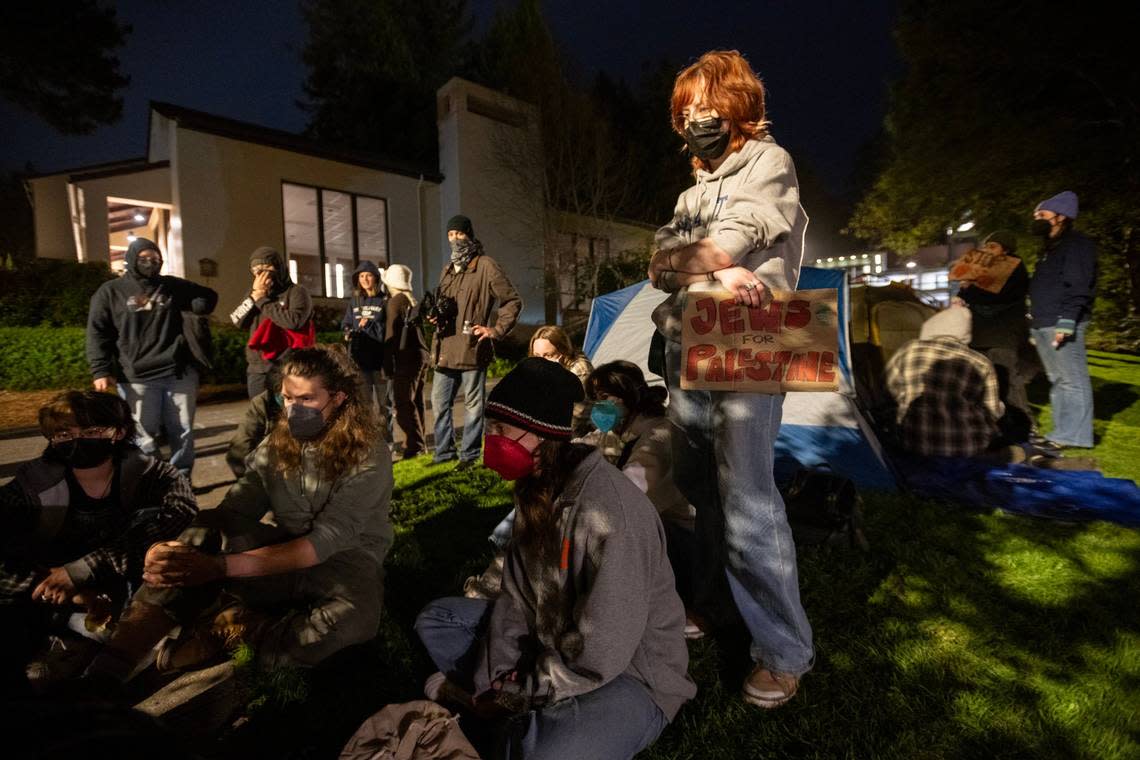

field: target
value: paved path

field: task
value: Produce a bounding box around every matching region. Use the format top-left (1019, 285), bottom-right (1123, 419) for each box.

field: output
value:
top-left (0, 381), bottom-right (484, 508)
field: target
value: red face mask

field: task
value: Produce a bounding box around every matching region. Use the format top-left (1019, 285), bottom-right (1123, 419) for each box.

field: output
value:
top-left (484, 432), bottom-right (536, 480)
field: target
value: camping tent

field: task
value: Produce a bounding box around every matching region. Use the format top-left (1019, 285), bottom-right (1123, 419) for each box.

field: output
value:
top-left (583, 267), bottom-right (896, 490)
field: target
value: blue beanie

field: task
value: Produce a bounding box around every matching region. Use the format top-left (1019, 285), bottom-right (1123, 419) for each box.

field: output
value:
top-left (1035, 191), bottom-right (1079, 219)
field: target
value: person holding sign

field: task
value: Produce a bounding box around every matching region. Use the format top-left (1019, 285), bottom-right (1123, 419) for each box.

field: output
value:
top-left (952, 230), bottom-right (1033, 442)
top-left (646, 50), bottom-right (813, 709)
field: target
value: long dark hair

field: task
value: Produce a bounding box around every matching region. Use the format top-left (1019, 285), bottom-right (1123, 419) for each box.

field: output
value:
top-left (585, 361), bottom-right (668, 427)
top-left (512, 440), bottom-right (594, 558)
top-left (266, 344), bottom-right (379, 481)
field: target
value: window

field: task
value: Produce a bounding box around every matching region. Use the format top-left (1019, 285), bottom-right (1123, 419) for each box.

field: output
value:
top-left (282, 182), bottom-right (388, 297)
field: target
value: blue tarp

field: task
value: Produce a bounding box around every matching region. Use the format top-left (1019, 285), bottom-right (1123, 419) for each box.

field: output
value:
top-left (896, 456), bottom-right (1140, 527)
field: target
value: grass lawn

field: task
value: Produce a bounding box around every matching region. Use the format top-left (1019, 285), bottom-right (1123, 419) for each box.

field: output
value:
top-left (219, 352), bottom-right (1140, 759)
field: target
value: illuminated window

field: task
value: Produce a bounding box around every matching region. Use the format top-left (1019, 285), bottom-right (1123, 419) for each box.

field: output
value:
top-left (282, 182), bottom-right (388, 297)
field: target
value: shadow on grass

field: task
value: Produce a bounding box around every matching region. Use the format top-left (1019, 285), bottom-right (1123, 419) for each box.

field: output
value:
top-left (642, 494), bottom-right (1140, 759)
top-left (218, 473), bottom-right (512, 759)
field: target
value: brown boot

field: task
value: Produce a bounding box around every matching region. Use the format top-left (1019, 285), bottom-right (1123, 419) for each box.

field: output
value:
top-left (155, 603), bottom-right (269, 674)
top-left (742, 664), bottom-right (799, 709)
top-left (85, 601), bottom-right (178, 682)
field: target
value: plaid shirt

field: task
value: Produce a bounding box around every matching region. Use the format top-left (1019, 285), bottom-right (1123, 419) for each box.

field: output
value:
top-left (0, 451), bottom-right (197, 602)
top-left (884, 336), bottom-right (1004, 457)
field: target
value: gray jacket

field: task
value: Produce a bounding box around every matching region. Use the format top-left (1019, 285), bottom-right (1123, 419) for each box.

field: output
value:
top-left (209, 438), bottom-right (394, 568)
top-left (653, 136), bottom-right (808, 342)
top-left (474, 449), bottom-right (696, 720)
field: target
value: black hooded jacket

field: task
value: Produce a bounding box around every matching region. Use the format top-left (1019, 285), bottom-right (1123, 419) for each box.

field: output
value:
top-left (86, 238), bottom-right (219, 382)
top-left (341, 260), bottom-right (387, 372)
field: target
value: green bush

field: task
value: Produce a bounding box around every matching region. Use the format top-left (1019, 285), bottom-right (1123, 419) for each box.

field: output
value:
top-left (0, 327), bottom-right (90, 390)
top-left (0, 259), bottom-right (115, 327)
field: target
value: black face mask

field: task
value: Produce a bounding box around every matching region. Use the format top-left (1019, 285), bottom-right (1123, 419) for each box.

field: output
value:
top-left (684, 116), bottom-right (730, 161)
top-left (135, 259), bottom-right (162, 279)
top-left (1030, 218), bottom-right (1053, 238)
top-left (52, 438), bottom-right (116, 469)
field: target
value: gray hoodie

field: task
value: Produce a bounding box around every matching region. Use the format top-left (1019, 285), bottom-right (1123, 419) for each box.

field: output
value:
top-left (474, 449), bottom-right (696, 721)
top-left (652, 136), bottom-right (808, 342)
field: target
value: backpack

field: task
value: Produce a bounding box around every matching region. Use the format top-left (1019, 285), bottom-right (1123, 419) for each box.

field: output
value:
top-left (782, 468), bottom-right (869, 550)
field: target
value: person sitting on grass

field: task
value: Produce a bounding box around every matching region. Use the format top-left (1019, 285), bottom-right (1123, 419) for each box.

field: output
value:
top-left (84, 345), bottom-right (394, 684)
top-left (578, 361), bottom-right (705, 637)
top-left (415, 357), bottom-right (695, 760)
top-left (0, 391), bottom-right (197, 696)
top-left (225, 356), bottom-right (289, 478)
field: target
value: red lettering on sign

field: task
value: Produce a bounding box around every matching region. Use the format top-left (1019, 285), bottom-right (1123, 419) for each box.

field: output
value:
top-left (719, 300), bottom-right (745, 335)
top-left (685, 344), bottom-right (717, 381)
top-left (690, 298), bottom-right (717, 335)
top-left (771, 351), bottom-right (793, 381)
top-left (705, 355), bottom-right (725, 382)
top-left (747, 352), bottom-right (773, 382)
top-left (785, 300), bottom-right (811, 329)
top-left (818, 351), bottom-right (836, 383)
top-left (733, 348), bottom-right (752, 381)
top-left (747, 302), bottom-right (782, 333)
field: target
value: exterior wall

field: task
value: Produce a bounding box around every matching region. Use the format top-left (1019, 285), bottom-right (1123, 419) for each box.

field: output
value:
top-left (169, 126), bottom-right (441, 320)
top-left (29, 176), bottom-right (74, 260)
top-left (30, 167), bottom-right (172, 265)
top-left (436, 78), bottom-right (545, 327)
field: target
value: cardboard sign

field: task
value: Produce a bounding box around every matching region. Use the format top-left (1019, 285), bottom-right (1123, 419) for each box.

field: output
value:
top-left (948, 249), bottom-right (1019, 294)
top-left (681, 284), bottom-right (840, 392)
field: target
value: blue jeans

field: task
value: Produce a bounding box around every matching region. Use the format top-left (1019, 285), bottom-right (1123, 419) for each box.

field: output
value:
top-left (432, 368), bottom-right (487, 463)
top-left (1031, 322), bottom-right (1094, 447)
top-left (415, 597), bottom-right (668, 760)
top-left (361, 370), bottom-right (391, 442)
top-left (120, 368), bottom-right (198, 476)
top-left (664, 340), bottom-right (813, 675)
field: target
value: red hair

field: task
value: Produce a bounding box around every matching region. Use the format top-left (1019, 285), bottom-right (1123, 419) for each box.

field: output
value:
top-left (670, 50), bottom-right (770, 171)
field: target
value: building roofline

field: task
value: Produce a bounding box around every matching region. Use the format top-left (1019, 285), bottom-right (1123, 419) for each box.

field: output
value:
top-left (69, 160), bottom-right (170, 183)
top-left (23, 157), bottom-right (154, 181)
top-left (149, 101), bottom-right (444, 183)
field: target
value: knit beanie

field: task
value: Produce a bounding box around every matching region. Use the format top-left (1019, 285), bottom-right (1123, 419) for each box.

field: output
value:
top-left (486, 357), bottom-right (585, 440)
top-left (1034, 191), bottom-right (1079, 219)
top-left (446, 214), bottom-right (475, 239)
top-left (920, 306), bottom-right (972, 344)
top-left (982, 229), bottom-right (1018, 254)
top-left (383, 264), bottom-right (414, 292)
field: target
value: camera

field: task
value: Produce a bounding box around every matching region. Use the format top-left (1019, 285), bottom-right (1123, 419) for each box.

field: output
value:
top-left (420, 290), bottom-right (459, 336)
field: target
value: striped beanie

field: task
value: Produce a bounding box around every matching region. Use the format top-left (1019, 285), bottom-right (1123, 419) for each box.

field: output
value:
top-left (486, 357), bottom-right (584, 440)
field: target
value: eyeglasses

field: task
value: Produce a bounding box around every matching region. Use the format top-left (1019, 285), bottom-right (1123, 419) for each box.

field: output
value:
top-left (49, 427), bottom-right (116, 445)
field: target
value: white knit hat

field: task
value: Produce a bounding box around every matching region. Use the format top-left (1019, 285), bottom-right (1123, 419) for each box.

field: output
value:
top-left (383, 264), bottom-right (414, 292)
top-left (921, 305), bottom-right (972, 344)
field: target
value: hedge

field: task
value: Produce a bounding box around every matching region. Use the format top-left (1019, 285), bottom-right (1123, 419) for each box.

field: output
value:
top-left (0, 326), bottom-right (358, 390)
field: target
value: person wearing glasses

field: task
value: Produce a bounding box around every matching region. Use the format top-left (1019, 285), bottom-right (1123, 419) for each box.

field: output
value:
top-left (0, 391), bottom-right (197, 696)
top-left (87, 237), bottom-right (218, 477)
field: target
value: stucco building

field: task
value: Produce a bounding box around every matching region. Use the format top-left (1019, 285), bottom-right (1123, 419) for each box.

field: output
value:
top-left (27, 78), bottom-right (654, 330)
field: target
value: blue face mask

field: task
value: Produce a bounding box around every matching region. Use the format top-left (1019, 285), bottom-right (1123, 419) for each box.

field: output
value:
top-left (590, 399), bottom-right (624, 433)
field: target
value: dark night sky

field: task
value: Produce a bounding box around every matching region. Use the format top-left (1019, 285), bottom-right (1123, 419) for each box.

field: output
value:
top-left (0, 0), bottom-right (897, 198)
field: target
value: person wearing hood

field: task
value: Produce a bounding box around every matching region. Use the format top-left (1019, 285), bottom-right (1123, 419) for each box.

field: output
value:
top-left (382, 264), bottom-right (429, 459)
top-left (1027, 191), bottom-right (1098, 450)
top-left (342, 260), bottom-right (391, 440)
top-left (86, 238), bottom-right (218, 477)
top-left (229, 247), bottom-right (314, 399)
top-left (645, 50), bottom-right (812, 709)
top-left (429, 215), bottom-right (522, 470)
